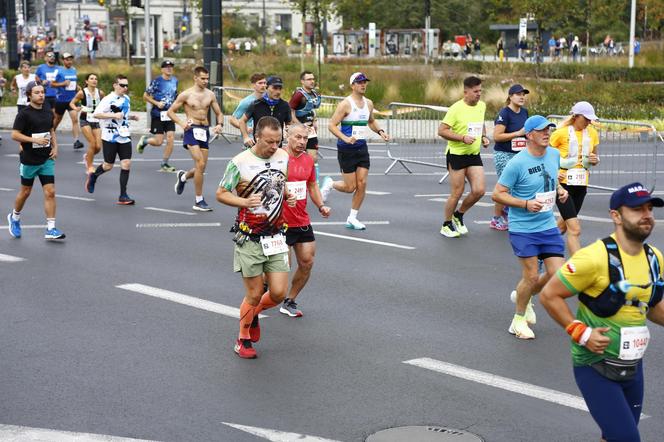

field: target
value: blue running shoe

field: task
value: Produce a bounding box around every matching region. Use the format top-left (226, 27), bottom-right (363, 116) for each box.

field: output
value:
top-left (193, 199), bottom-right (213, 212)
top-left (117, 194), bottom-right (136, 205)
top-left (44, 227), bottom-right (65, 240)
top-left (85, 172), bottom-right (97, 194)
top-left (7, 213), bottom-right (21, 238)
top-left (174, 170), bottom-right (186, 195)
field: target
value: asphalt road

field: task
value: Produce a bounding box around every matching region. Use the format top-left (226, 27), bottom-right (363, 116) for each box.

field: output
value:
top-left (1, 131), bottom-right (663, 442)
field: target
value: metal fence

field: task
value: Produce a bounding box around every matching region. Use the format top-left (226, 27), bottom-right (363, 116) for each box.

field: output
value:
top-left (547, 115), bottom-right (662, 192)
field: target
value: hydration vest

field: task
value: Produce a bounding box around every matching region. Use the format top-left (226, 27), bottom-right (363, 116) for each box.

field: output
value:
top-left (294, 87), bottom-right (321, 123)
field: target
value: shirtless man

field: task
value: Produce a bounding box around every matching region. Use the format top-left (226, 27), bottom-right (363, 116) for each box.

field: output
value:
top-left (167, 66), bottom-right (223, 211)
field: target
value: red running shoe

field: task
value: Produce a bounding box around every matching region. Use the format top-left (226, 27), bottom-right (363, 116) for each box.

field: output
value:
top-left (249, 315), bottom-right (260, 343)
top-left (234, 339), bottom-right (257, 359)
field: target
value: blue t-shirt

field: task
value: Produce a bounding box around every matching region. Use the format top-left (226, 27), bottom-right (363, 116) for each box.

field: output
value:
top-left (35, 64), bottom-right (60, 97)
top-left (493, 106), bottom-right (528, 152)
top-left (55, 67), bottom-right (78, 103)
top-left (145, 76), bottom-right (178, 118)
top-left (233, 94), bottom-right (258, 128)
top-left (498, 147), bottom-right (560, 233)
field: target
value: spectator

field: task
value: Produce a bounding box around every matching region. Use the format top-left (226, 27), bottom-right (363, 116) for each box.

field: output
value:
top-left (412, 39), bottom-right (419, 56)
top-left (87, 32), bottom-right (98, 64)
top-left (571, 36), bottom-right (580, 62)
top-left (496, 37), bottom-right (504, 60)
top-left (548, 35), bottom-right (556, 59)
top-left (518, 38), bottom-right (528, 62)
top-left (473, 39), bottom-right (481, 58)
top-left (634, 37), bottom-right (640, 55)
top-left (464, 40), bottom-right (472, 59)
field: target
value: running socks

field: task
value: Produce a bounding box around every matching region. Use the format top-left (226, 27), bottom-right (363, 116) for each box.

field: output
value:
top-left (93, 164), bottom-right (106, 177)
top-left (195, 195), bottom-right (204, 203)
top-left (11, 210), bottom-right (20, 221)
top-left (120, 169), bottom-right (130, 195)
top-left (256, 291), bottom-right (279, 314)
top-left (454, 210), bottom-right (465, 222)
top-left (46, 218), bottom-right (56, 230)
top-left (239, 300), bottom-right (258, 340)
top-left (349, 209), bottom-right (359, 220)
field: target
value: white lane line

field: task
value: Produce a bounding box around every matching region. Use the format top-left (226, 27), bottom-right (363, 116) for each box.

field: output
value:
top-left (0, 253), bottom-right (25, 262)
top-left (310, 221), bottom-right (389, 226)
top-left (136, 222), bottom-right (222, 228)
top-left (116, 283), bottom-right (266, 319)
top-left (144, 207), bottom-right (196, 216)
top-left (0, 187), bottom-right (14, 191)
top-left (315, 231), bottom-right (415, 250)
top-left (0, 224), bottom-right (47, 229)
top-left (365, 190), bottom-right (392, 195)
top-left (222, 422), bottom-right (340, 442)
top-left (57, 194), bottom-right (95, 202)
top-left (428, 197), bottom-right (493, 207)
top-left (0, 424), bottom-right (156, 441)
top-left (404, 357), bottom-right (649, 418)
top-left (4, 154), bottom-right (19, 158)
top-left (474, 216), bottom-right (660, 225)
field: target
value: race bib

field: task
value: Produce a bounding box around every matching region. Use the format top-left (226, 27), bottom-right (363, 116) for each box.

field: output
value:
top-left (31, 132), bottom-right (51, 148)
top-left (118, 126), bottom-right (130, 137)
top-left (307, 125), bottom-right (317, 139)
top-left (566, 168), bottom-right (588, 186)
top-left (17, 88), bottom-right (28, 105)
top-left (66, 80), bottom-right (77, 91)
top-left (511, 137), bottom-right (527, 151)
top-left (535, 190), bottom-right (556, 212)
top-left (86, 113), bottom-right (99, 123)
top-left (260, 234), bottom-right (289, 256)
top-left (45, 72), bottom-right (57, 82)
top-left (351, 125), bottom-right (367, 140)
top-left (193, 127), bottom-right (208, 142)
top-left (466, 122), bottom-right (483, 138)
top-left (160, 111), bottom-right (171, 122)
top-left (80, 106), bottom-right (93, 113)
top-left (286, 181), bottom-right (307, 201)
top-left (619, 326), bottom-right (650, 360)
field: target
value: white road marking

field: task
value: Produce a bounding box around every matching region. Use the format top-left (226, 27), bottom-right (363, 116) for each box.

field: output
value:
top-left (365, 190), bottom-right (392, 195)
top-left (144, 207), bottom-right (196, 216)
top-left (310, 221), bottom-right (389, 226)
top-left (57, 194), bottom-right (95, 202)
top-left (315, 231), bottom-right (415, 250)
top-left (0, 424), bottom-right (155, 441)
top-left (222, 422), bottom-right (340, 442)
top-left (136, 222), bottom-right (222, 228)
top-left (4, 153), bottom-right (19, 158)
top-left (428, 197), bottom-right (493, 207)
top-left (0, 253), bottom-right (25, 262)
top-left (116, 283), bottom-right (266, 319)
top-left (404, 357), bottom-right (649, 418)
top-left (474, 215), bottom-right (660, 225)
top-left (0, 224), bottom-right (47, 229)
top-left (0, 187), bottom-right (13, 191)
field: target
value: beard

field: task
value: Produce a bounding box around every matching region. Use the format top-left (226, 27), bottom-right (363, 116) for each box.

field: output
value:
top-left (622, 217), bottom-right (653, 243)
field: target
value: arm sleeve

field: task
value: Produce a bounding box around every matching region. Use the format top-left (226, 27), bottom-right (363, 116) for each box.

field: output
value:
top-left (219, 160), bottom-right (241, 191)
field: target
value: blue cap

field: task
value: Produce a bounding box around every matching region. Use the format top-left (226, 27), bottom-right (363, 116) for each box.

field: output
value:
top-left (524, 115), bottom-right (556, 134)
top-left (610, 182), bottom-right (664, 210)
top-left (508, 84), bottom-right (529, 95)
top-left (266, 76), bottom-right (284, 87)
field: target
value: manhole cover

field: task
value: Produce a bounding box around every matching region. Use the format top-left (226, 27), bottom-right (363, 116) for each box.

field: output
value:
top-left (366, 426), bottom-right (484, 442)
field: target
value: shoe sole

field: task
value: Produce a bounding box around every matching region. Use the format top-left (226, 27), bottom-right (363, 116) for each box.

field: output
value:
top-left (508, 324), bottom-right (535, 339)
top-left (45, 235), bottom-right (66, 240)
top-left (440, 231), bottom-right (460, 238)
top-left (279, 307), bottom-right (303, 317)
top-left (345, 223), bottom-right (366, 230)
top-left (510, 291), bottom-right (537, 325)
top-left (174, 173), bottom-right (186, 194)
top-left (192, 206), bottom-right (213, 212)
top-left (117, 201), bottom-right (136, 205)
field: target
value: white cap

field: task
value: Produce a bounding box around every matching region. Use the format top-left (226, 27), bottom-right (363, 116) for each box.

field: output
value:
top-left (570, 101), bottom-right (598, 121)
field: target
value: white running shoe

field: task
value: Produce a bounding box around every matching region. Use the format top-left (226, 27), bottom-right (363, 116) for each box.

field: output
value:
top-left (508, 314), bottom-right (535, 339)
top-left (320, 176), bottom-right (334, 202)
top-left (510, 290), bottom-right (537, 324)
top-left (345, 217), bottom-right (366, 230)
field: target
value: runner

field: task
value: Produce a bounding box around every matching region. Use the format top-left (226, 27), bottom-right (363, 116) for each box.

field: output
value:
top-left (540, 182), bottom-right (664, 441)
top-left (490, 84), bottom-right (529, 231)
top-left (10, 61), bottom-right (36, 112)
top-left (438, 76), bottom-right (490, 237)
top-left (280, 124), bottom-right (331, 317)
top-left (492, 115), bottom-right (568, 339)
top-left (229, 72), bottom-right (266, 132)
top-left (136, 59), bottom-right (178, 172)
top-left (216, 116), bottom-right (296, 359)
top-left (85, 75), bottom-right (140, 205)
top-left (34, 51), bottom-right (59, 113)
top-left (168, 66), bottom-right (223, 212)
top-left (238, 75), bottom-right (292, 148)
top-left (319, 72), bottom-right (390, 230)
top-left (289, 71), bottom-right (322, 182)
top-left (70, 73), bottom-right (104, 173)
top-left (551, 101), bottom-right (601, 255)
top-left (7, 82), bottom-right (65, 240)
top-left (51, 52), bottom-right (83, 149)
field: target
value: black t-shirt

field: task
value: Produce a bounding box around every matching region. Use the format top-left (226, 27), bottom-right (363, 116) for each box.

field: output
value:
top-left (245, 98), bottom-right (292, 137)
top-left (13, 105), bottom-right (54, 165)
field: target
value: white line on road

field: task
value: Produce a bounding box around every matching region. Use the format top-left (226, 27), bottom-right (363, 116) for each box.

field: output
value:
top-left (57, 194), bottom-right (95, 202)
top-left (0, 224), bottom-right (47, 229)
top-left (0, 187), bottom-right (13, 191)
top-left (136, 222), bottom-right (222, 228)
top-left (144, 207), bottom-right (196, 216)
top-left (310, 221), bottom-right (390, 226)
top-left (0, 424), bottom-right (156, 441)
top-left (315, 231), bottom-right (415, 250)
top-left (428, 197), bottom-right (493, 207)
top-left (0, 253), bottom-right (25, 262)
top-left (365, 190), bottom-right (392, 195)
top-left (222, 422), bottom-right (340, 442)
top-left (4, 153), bottom-right (19, 158)
top-left (116, 283), bottom-right (266, 319)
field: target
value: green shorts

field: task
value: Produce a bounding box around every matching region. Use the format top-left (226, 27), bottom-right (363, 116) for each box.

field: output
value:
top-left (233, 240), bottom-right (290, 277)
top-left (20, 159), bottom-right (55, 179)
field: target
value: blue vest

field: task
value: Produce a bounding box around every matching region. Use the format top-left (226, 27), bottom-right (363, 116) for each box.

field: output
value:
top-left (294, 88), bottom-right (321, 123)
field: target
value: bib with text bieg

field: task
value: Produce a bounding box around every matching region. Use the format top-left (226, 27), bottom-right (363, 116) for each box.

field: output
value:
top-left (260, 234), bottom-right (289, 256)
top-left (511, 137), bottom-right (527, 151)
top-left (193, 127), bottom-right (208, 142)
top-left (619, 326), bottom-right (650, 360)
top-left (566, 168), bottom-right (588, 186)
top-left (32, 132), bottom-right (51, 149)
top-left (286, 181), bottom-right (307, 200)
top-left (351, 125), bottom-right (368, 140)
top-left (466, 122), bottom-right (483, 138)
top-left (118, 126), bottom-right (130, 137)
top-left (160, 111), bottom-right (171, 122)
top-left (536, 190), bottom-right (556, 212)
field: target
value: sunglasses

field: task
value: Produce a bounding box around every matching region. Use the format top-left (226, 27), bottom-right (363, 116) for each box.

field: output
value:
top-left (118, 83), bottom-right (129, 88)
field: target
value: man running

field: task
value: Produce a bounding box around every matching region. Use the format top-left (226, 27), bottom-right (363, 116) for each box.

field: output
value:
top-left (34, 51), bottom-right (59, 113)
top-left (438, 75), bottom-right (490, 237)
top-left (216, 116), bottom-right (296, 359)
top-left (229, 73), bottom-right (266, 131)
top-left (168, 66), bottom-right (223, 212)
top-left (86, 75), bottom-right (140, 205)
top-left (320, 72), bottom-right (389, 230)
top-left (136, 59), bottom-right (179, 172)
top-left (238, 75), bottom-right (292, 147)
top-left (541, 182), bottom-right (664, 442)
top-left (492, 115), bottom-right (568, 339)
top-left (51, 52), bottom-right (83, 149)
top-left (280, 124), bottom-right (331, 317)
top-left (7, 82), bottom-right (65, 240)
top-left (289, 71), bottom-right (322, 181)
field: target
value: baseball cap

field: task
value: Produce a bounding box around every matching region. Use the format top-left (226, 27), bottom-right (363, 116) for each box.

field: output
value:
top-left (570, 101), bottom-right (599, 121)
top-left (609, 182), bottom-right (664, 210)
top-left (25, 81), bottom-right (39, 99)
top-left (161, 60), bottom-right (175, 67)
top-left (523, 115), bottom-right (556, 134)
top-left (266, 76), bottom-right (284, 87)
top-left (508, 84), bottom-right (529, 95)
top-left (349, 72), bottom-right (370, 85)
top-left (62, 52), bottom-right (73, 59)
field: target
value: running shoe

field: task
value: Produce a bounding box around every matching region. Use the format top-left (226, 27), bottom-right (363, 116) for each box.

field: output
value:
top-left (44, 227), bottom-right (66, 240)
top-left (117, 194), bottom-right (136, 205)
top-left (345, 217), bottom-right (366, 230)
top-left (249, 315), bottom-right (261, 343)
top-left (510, 290), bottom-right (537, 325)
top-left (234, 338), bottom-right (257, 359)
top-left (193, 199), bottom-right (213, 212)
top-left (320, 176), bottom-right (334, 202)
top-left (85, 172), bottom-right (97, 194)
top-left (280, 299), bottom-right (303, 317)
top-left (136, 135), bottom-right (149, 154)
top-left (508, 314), bottom-right (535, 339)
top-left (490, 216), bottom-right (508, 231)
top-left (452, 213), bottom-right (469, 235)
top-left (7, 213), bottom-right (21, 238)
top-left (440, 223), bottom-right (460, 238)
top-left (160, 163), bottom-right (176, 173)
top-left (73, 140), bottom-right (84, 150)
top-left (174, 170), bottom-right (186, 195)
